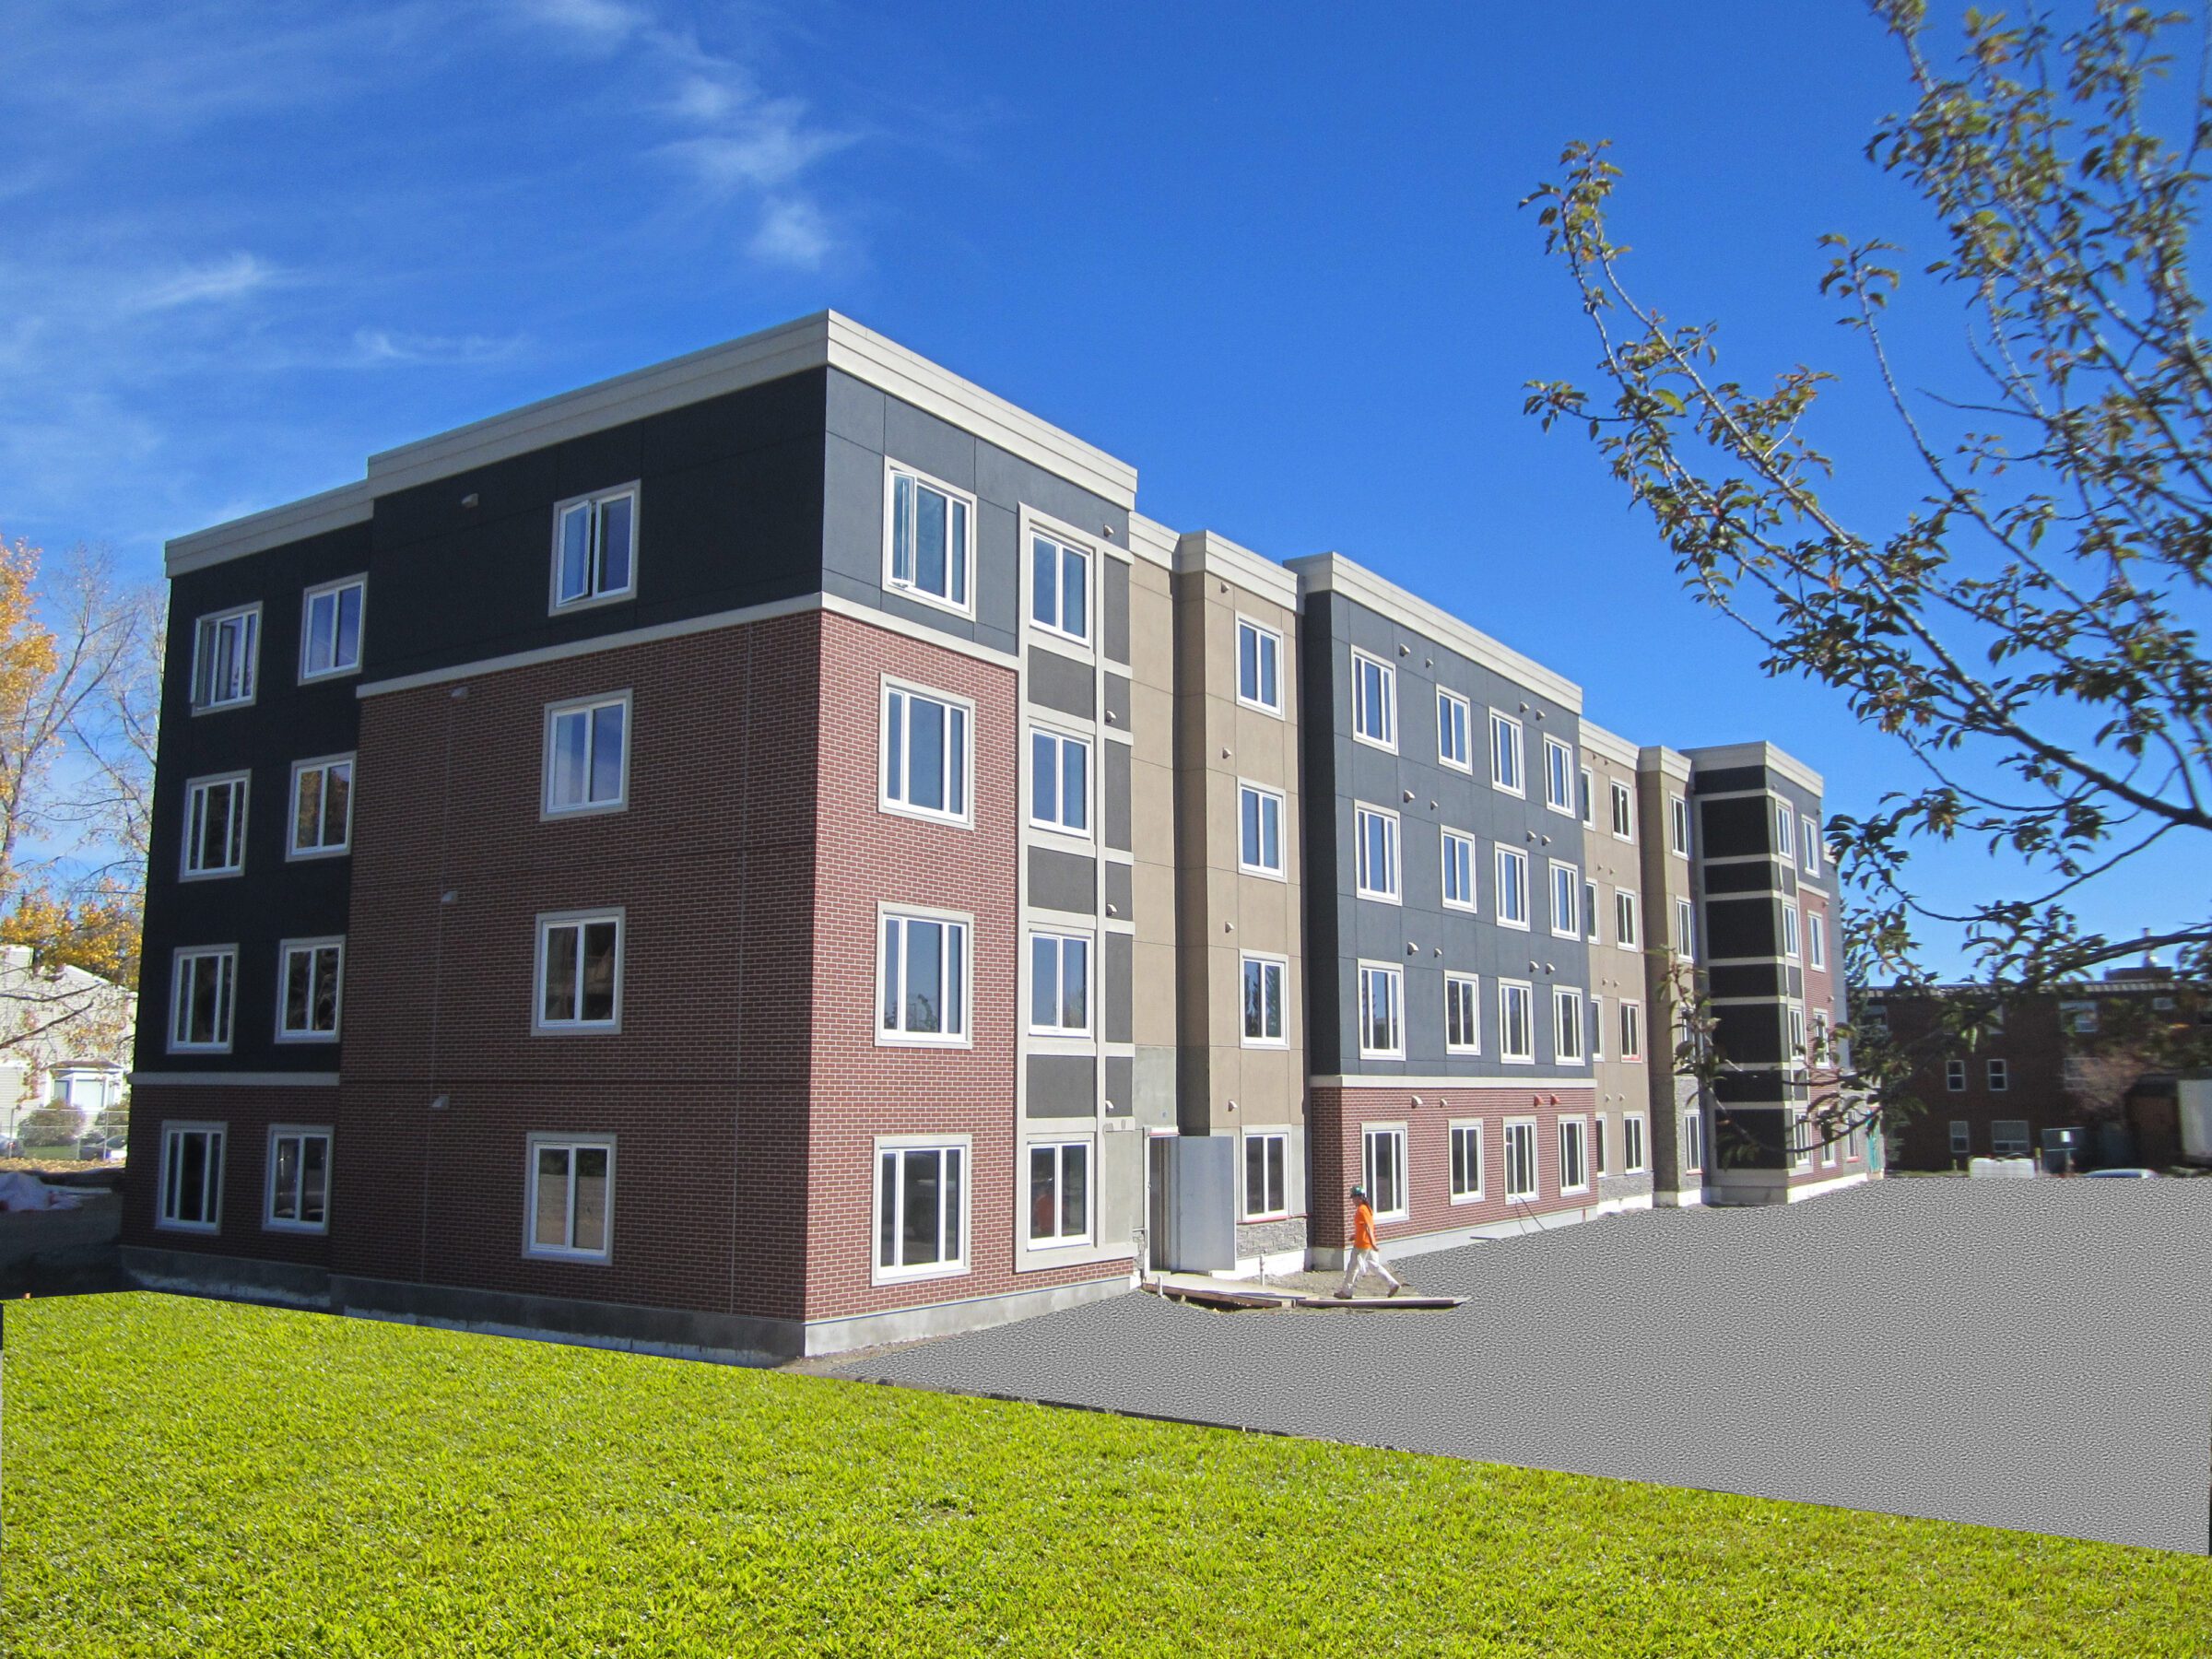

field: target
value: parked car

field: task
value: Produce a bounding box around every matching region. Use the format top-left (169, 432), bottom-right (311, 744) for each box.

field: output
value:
top-left (76, 1133), bottom-right (124, 1162)
top-left (2082, 1166), bottom-right (2159, 1179)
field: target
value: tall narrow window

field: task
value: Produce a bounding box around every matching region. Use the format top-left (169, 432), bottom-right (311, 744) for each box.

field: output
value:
top-left (1437, 688), bottom-right (1472, 771)
top-left (1450, 1122), bottom-right (1483, 1200)
top-left (1774, 803), bottom-right (1795, 859)
top-left (182, 773), bottom-right (249, 878)
top-left (1352, 650), bottom-right (1395, 749)
top-left (1682, 1108), bottom-right (1704, 1174)
top-left (528, 1136), bottom-right (613, 1260)
top-left (1588, 994), bottom-right (1605, 1061)
top-left (1670, 794), bottom-right (1691, 856)
top-left (1579, 767), bottom-right (1595, 828)
top-left (1030, 532), bottom-right (1089, 643)
top-left (1619, 1000), bottom-right (1645, 1061)
top-left (1244, 1130), bottom-right (1289, 1218)
top-left (1544, 738), bottom-right (1575, 814)
top-left (1495, 847), bottom-right (1529, 929)
top-left (170, 948), bottom-right (236, 1053)
top-left (159, 1123), bottom-right (225, 1231)
top-left (551, 486), bottom-right (638, 610)
top-left (1801, 817), bottom-right (1821, 874)
top-left (1553, 986), bottom-right (1586, 1064)
top-left (877, 1141), bottom-right (966, 1277)
top-left (276, 938), bottom-right (343, 1041)
top-left (1237, 619), bottom-right (1282, 712)
top-left (1946, 1059), bottom-right (1968, 1091)
top-left (1355, 806), bottom-right (1400, 901)
top-left (1583, 880), bottom-right (1598, 943)
top-left (1549, 861), bottom-right (1580, 938)
top-left (1032, 731), bottom-right (1090, 836)
top-left (300, 578), bottom-right (366, 680)
top-left (1359, 964), bottom-right (1404, 1058)
top-left (1445, 972), bottom-right (1480, 1053)
top-left (266, 1127), bottom-right (330, 1233)
top-left (1028, 1139), bottom-right (1092, 1245)
top-left (883, 684), bottom-right (971, 824)
top-left (1362, 1126), bottom-right (1407, 1219)
top-left (1610, 781), bottom-right (1635, 840)
top-left (192, 606), bottom-right (259, 710)
top-left (1615, 888), bottom-right (1641, 948)
top-left (536, 912), bottom-right (622, 1030)
top-left (1807, 912), bottom-right (1828, 971)
top-left (1240, 784), bottom-right (1285, 876)
top-left (1500, 981), bottom-right (1535, 1063)
top-left (1559, 1118), bottom-right (1589, 1194)
top-left (879, 912), bottom-right (969, 1043)
top-left (887, 466), bottom-right (972, 613)
top-left (1623, 1113), bottom-right (1647, 1173)
top-left (1675, 897), bottom-right (1697, 960)
top-left (1489, 711), bottom-right (1524, 794)
top-left (545, 696), bottom-right (629, 816)
top-left (289, 757), bottom-right (354, 858)
top-left (1503, 1120), bottom-right (1539, 1200)
top-left (1782, 901), bottom-right (1801, 959)
top-left (1241, 954), bottom-right (1287, 1046)
top-left (1441, 830), bottom-right (1476, 911)
top-left (1987, 1057), bottom-right (2010, 1092)
top-left (1030, 933), bottom-right (1091, 1035)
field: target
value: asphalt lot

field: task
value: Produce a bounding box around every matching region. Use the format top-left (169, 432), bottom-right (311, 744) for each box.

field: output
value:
top-left (840, 1180), bottom-right (2212, 1554)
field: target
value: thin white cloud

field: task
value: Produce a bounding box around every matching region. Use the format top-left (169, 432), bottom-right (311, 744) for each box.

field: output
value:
top-left (748, 197), bottom-right (832, 270)
top-left (664, 107), bottom-right (849, 194)
top-left (509, 0), bottom-right (645, 50)
top-left (349, 328), bottom-right (526, 366)
top-left (131, 253), bottom-right (277, 312)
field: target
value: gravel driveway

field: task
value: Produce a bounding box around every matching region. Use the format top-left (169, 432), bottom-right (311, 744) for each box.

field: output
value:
top-left (840, 1180), bottom-right (2212, 1554)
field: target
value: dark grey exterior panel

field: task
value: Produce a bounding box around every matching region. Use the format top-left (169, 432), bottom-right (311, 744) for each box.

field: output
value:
top-left (1103, 672), bottom-right (1131, 732)
top-left (1105, 1056), bottom-right (1134, 1116)
top-left (1029, 849), bottom-right (1096, 915)
top-left (1029, 649), bottom-right (1094, 720)
top-left (1105, 861), bottom-right (1133, 922)
top-left (1106, 933), bottom-right (1133, 1043)
top-left (1027, 1054), bottom-right (1097, 1116)
top-left (1104, 742), bottom-right (1132, 852)
top-left (1103, 559), bottom-right (1131, 665)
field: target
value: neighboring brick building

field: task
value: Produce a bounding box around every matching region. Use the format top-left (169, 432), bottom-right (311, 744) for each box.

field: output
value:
top-left (124, 312), bottom-right (1871, 1359)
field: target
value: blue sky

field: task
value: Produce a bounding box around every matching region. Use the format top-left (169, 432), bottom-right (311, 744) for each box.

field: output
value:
top-left (6, 0), bottom-right (2194, 974)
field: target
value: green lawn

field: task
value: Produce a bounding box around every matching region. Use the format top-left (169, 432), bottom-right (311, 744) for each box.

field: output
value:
top-left (5, 1295), bottom-right (2204, 1656)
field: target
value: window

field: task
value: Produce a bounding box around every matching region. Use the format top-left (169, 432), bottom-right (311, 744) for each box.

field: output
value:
top-left (877, 1140), bottom-right (966, 1277)
top-left (1675, 897), bottom-right (1696, 959)
top-left (1623, 1112), bottom-right (1647, 1173)
top-left (1610, 780), bottom-right (1635, 840)
top-left (1991, 1119), bottom-right (2030, 1157)
top-left (1031, 730), bottom-right (1090, 836)
top-left (2064, 1000), bottom-right (2100, 1034)
top-left (169, 947), bottom-right (236, 1053)
top-left (1437, 688), bottom-right (1472, 771)
top-left (1559, 1117), bottom-right (1590, 1193)
top-left (1237, 618), bottom-right (1282, 712)
top-left (1028, 1139), bottom-right (1092, 1246)
top-left (1802, 817), bottom-right (1820, 873)
top-left (1240, 783), bottom-right (1284, 876)
top-left (1682, 1107), bottom-right (1704, 1174)
top-left (1789, 1108), bottom-right (1814, 1173)
top-left (1946, 1059), bottom-right (1967, 1092)
top-left (1241, 954), bottom-right (1287, 1046)
top-left (159, 1123), bottom-right (225, 1232)
top-left (551, 485), bottom-right (638, 610)
top-left (276, 938), bottom-right (343, 1041)
top-left (886, 465), bottom-right (973, 614)
top-left (288, 756), bottom-right (354, 858)
top-left (1987, 1057), bottom-right (2009, 1092)
top-left (1593, 1114), bottom-right (1608, 1177)
top-left (1489, 711), bottom-right (1524, 794)
top-left (1359, 963), bottom-right (1403, 1058)
top-left (1495, 847), bottom-right (1529, 929)
top-left (1441, 830), bottom-right (1477, 911)
top-left (1244, 1131), bottom-right (1288, 1219)
top-left (1587, 994), bottom-right (1605, 1061)
top-left (192, 605), bottom-right (260, 710)
top-left (1543, 738), bottom-right (1575, 814)
top-left (1352, 650), bottom-right (1395, 749)
top-left (1549, 861), bottom-right (1580, 938)
top-left (1355, 806), bottom-right (1400, 902)
top-left (1782, 901), bottom-right (1801, 960)
top-left (535, 912), bottom-right (623, 1031)
top-left (1614, 888), bottom-right (1641, 948)
top-left (528, 1136), bottom-right (613, 1260)
top-left (1788, 1005), bottom-right (1807, 1078)
top-left (1669, 794), bottom-right (1691, 856)
top-left (1619, 1000), bottom-right (1645, 1061)
top-left (545, 695), bottom-right (629, 817)
top-left (1578, 767), bottom-right (1595, 829)
top-left (1552, 986), bottom-right (1585, 1064)
top-left (880, 911), bottom-right (969, 1043)
top-left (882, 683), bottom-right (971, 825)
top-left (1030, 933), bottom-right (1091, 1035)
top-left (1362, 1126), bottom-right (1407, 1219)
top-left (1444, 973), bottom-right (1480, 1053)
top-left (1821, 1120), bottom-right (1840, 1168)
top-left (1030, 531), bottom-right (1089, 642)
top-left (265, 1127), bottom-right (330, 1233)
top-left (1450, 1122), bottom-right (1483, 1201)
top-left (1948, 1120), bottom-right (1971, 1156)
top-left (1807, 912), bottom-right (1828, 971)
top-left (182, 773), bottom-right (248, 879)
top-left (299, 577), bottom-right (365, 680)
top-left (1846, 1119), bottom-right (1866, 1162)
top-left (1503, 1120), bottom-right (1539, 1200)
top-left (1500, 981), bottom-right (1535, 1064)
top-left (1774, 803), bottom-right (1795, 859)
top-left (1583, 880), bottom-right (1598, 943)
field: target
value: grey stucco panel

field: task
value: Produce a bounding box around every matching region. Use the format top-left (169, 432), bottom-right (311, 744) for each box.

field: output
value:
top-left (1106, 932), bottom-right (1134, 1043)
top-left (1028, 1054), bottom-right (1097, 1116)
top-left (1029, 649), bottom-right (1094, 720)
top-left (1030, 849), bottom-right (1097, 915)
top-left (1105, 1055), bottom-right (1134, 1116)
top-left (1103, 559), bottom-right (1131, 665)
top-left (1105, 861), bottom-right (1134, 922)
top-left (1103, 671), bottom-right (1131, 732)
top-left (1104, 742), bottom-right (1133, 852)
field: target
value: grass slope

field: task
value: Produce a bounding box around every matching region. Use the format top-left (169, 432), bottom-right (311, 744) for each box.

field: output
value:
top-left (4, 1294), bottom-right (2205, 1656)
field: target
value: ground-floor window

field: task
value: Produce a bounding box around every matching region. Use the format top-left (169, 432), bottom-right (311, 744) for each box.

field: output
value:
top-left (1029, 1138), bottom-right (1092, 1247)
top-left (1622, 1112), bottom-right (1647, 1173)
top-left (265, 1126), bottom-right (330, 1232)
top-left (1592, 1113), bottom-right (1607, 1177)
top-left (1948, 1119), bottom-right (1971, 1157)
top-left (1362, 1125), bottom-right (1407, 1220)
top-left (528, 1136), bottom-right (613, 1261)
top-left (1991, 1119), bottom-right (2030, 1157)
top-left (1820, 1122), bottom-right (1839, 1168)
top-left (1503, 1119), bottom-right (1539, 1201)
top-left (159, 1123), bottom-right (225, 1231)
top-left (1681, 1107), bottom-right (1703, 1174)
top-left (1449, 1122), bottom-right (1482, 1201)
top-left (1243, 1130), bottom-right (1288, 1219)
top-left (1845, 1119), bottom-right (1866, 1162)
top-left (1559, 1117), bottom-right (1589, 1194)
top-left (877, 1140), bottom-right (966, 1277)
top-left (1789, 1108), bottom-right (1814, 1172)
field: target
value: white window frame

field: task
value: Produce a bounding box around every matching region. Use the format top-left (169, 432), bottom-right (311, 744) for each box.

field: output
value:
top-left (1240, 952), bottom-right (1288, 1048)
top-left (287, 754), bottom-right (355, 860)
top-left (1583, 880), bottom-right (1599, 944)
top-left (1578, 766), bottom-right (1596, 829)
top-left (1807, 911), bottom-right (1828, 971)
top-left (1623, 1112), bottom-right (1648, 1173)
top-left (1449, 1119), bottom-right (1484, 1203)
top-left (1948, 1120), bottom-right (1971, 1155)
top-left (1494, 846), bottom-right (1530, 931)
top-left (1444, 971), bottom-right (1481, 1055)
top-left (1588, 994), bottom-right (1605, 1061)
top-left (1489, 710), bottom-right (1524, 795)
top-left (1559, 1115), bottom-right (1590, 1195)
top-left (1987, 1057), bottom-right (2010, 1093)
top-left (524, 1134), bottom-right (617, 1262)
top-left (1354, 804), bottom-right (1401, 903)
top-left (1030, 726), bottom-right (1092, 839)
top-left (548, 483), bottom-right (641, 614)
top-left (1775, 803), bottom-right (1795, 860)
top-left (1362, 1124), bottom-right (1409, 1220)
top-left (1669, 794), bottom-right (1691, 857)
top-left (265, 1124), bottom-right (332, 1235)
top-left (1029, 930), bottom-right (1093, 1038)
top-left (1543, 737), bottom-right (1576, 816)
top-left (1552, 984), bottom-right (1586, 1065)
top-left (878, 905), bottom-right (971, 1047)
top-left (1788, 1003), bottom-right (1807, 1079)
top-left (1801, 816), bottom-right (1821, 873)
top-left (1614, 888), bottom-right (1641, 949)
top-left (1946, 1059), bottom-right (1968, 1091)
top-left (1239, 782), bottom-right (1286, 878)
top-left (1358, 961), bottom-right (1405, 1060)
top-left (534, 909), bottom-right (625, 1034)
top-left (168, 947), bottom-right (237, 1054)
top-left (1609, 780), bottom-right (1635, 841)
top-left (1991, 1119), bottom-right (2030, 1157)
top-left (298, 575), bottom-right (367, 682)
top-left (1619, 999), bottom-right (1645, 1061)
top-left (1029, 528), bottom-right (1091, 645)
top-left (1242, 1128), bottom-right (1290, 1219)
top-left (883, 462), bottom-right (976, 618)
top-left (181, 771), bottom-right (250, 881)
top-left (1548, 860), bottom-right (1580, 939)
top-left (1437, 688), bottom-right (1473, 771)
top-left (1593, 1112), bottom-right (1607, 1177)
top-left (1782, 901), bottom-right (1801, 960)
top-left (1503, 1118), bottom-right (1539, 1201)
top-left (1440, 829), bottom-right (1477, 912)
top-left (880, 678), bottom-right (974, 829)
top-left (191, 603), bottom-right (261, 712)
top-left (1351, 648), bottom-right (1396, 752)
top-left (1675, 897), bottom-right (1696, 960)
top-left (1789, 1107), bottom-right (1815, 1173)
top-left (1682, 1107), bottom-right (1705, 1174)
top-left (1499, 979), bottom-right (1535, 1065)
top-left (274, 936), bottom-right (345, 1044)
top-left (158, 1121), bottom-right (226, 1233)
top-left (873, 1134), bottom-right (971, 1284)
top-left (1235, 617), bottom-right (1284, 715)
top-left (542, 692), bottom-right (631, 819)
top-left (1026, 1135), bottom-right (1095, 1248)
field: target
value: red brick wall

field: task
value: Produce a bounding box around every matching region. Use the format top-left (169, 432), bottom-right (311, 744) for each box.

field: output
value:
top-left (121, 1084), bottom-right (339, 1267)
top-left (1309, 1084), bottom-right (1603, 1250)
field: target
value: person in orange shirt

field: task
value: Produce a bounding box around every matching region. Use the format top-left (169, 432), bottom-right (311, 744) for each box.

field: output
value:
top-left (1333, 1183), bottom-right (1405, 1299)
